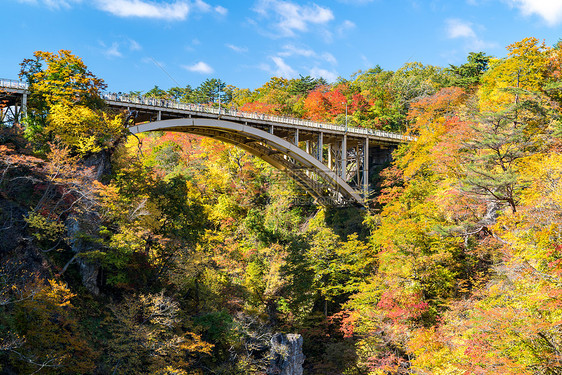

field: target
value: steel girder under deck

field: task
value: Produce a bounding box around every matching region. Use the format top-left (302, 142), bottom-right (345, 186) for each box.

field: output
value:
top-left (129, 118), bottom-right (363, 206)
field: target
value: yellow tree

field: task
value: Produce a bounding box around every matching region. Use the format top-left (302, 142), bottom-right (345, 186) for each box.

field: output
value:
top-left (462, 38), bottom-right (555, 215)
top-left (479, 37), bottom-right (550, 109)
top-left (47, 103), bottom-right (125, 155)
top-left (19, 50), bottom-right (125, 153)
top-left (20, 50), bottom-right (106, 110)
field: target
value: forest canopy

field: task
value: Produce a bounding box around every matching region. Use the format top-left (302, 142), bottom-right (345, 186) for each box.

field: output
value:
top-left (1, 37), bottom-right (562, 374)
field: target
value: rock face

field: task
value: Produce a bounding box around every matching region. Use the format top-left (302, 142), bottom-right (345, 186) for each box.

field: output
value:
top-left (67, 214), bottom-right (100, 295)
top-left (65, 150), bottom-right (112, 296)
top-left (267, 333), bottom-right (305, 375)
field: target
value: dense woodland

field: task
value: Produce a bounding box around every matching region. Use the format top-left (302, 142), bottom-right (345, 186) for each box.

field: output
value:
top-left (1, 37), bottom-right (562, 374)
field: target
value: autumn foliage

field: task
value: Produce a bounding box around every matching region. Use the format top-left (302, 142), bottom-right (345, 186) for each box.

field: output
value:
top-left (2, 38), bottom-right (562, 374)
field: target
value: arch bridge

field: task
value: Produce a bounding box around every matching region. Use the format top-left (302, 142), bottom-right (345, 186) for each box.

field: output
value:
top-left (0, 78), bottom-right (409, 206)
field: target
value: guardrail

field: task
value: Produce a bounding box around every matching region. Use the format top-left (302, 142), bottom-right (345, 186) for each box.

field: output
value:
top-left (0, 78), bottom-right (28, 90)
top-left (102, 93), bottom-right (409, 142)
top-left (1, 78), bottom-right (409, 142)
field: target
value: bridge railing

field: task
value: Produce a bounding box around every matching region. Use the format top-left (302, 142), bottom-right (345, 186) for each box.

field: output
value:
top-left (102, 92), bottom-right (409, 141)
top-left (0, 78), bottom-right (410, 141)
top-left (0, 78), bottom-right (29, 90)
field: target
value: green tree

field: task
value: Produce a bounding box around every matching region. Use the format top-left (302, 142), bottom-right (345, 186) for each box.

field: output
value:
top-left (461, 99), bottom-right (548, 214)
top-left (145, 85), bottom-right (168, 99)
top-left (192, 78), bottom-right (230, 105)
top-left (288, 75), bottom-right (326, 96)
top-left (447, 51), bottom-right (490, 88)
top-left (168, 85), bottom-right (193, 101)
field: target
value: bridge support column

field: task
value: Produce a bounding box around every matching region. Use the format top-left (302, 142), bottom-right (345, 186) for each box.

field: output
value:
top-left (317, 132), bottom-right (323, 162)
top-left (21, 93), bottom-right (27, 121)
top-left (341, 135), bottom-right (347, 179)
top-left (327, 143), bottom-right (333, 170)
top-left (294, 129), bottom-right (299, 146)
top-left (363, 138), bottom-right (369, 199)
top-left (157, 110), bottom-right (162, 121)
top-left (305, 140), bottom-right (310, 177)
top-left (356, 145), bottom-right (360, 189)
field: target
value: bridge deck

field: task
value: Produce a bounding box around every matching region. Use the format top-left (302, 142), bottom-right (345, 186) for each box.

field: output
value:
top-left (1, 78), bottom-right (408, 145)
top-left (0, 78), bottom-right (410, 205)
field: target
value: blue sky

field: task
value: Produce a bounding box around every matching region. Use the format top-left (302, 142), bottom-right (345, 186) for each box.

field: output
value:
top-left (3, 0), bottom-right (562, 92)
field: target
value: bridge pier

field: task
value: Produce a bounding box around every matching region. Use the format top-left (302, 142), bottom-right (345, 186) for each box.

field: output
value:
top-left (327, 143), bottom-right (333, 170)
top-left (21, 92), bottom-right (27, 121)
top-left (317, 132), bottom-right (323, 162)
top-left (341, 135), bottom-right (347, 179)
top-left (0, 91), bottom-right (27, 126)
top-left (363, 138), bottom-right (369, 199)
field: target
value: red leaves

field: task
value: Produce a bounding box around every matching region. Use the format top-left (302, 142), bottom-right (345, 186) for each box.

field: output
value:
top-left (303, 86), bottom-right (369, 123)
top-left (304, 87), bottom-right (332, 121)
top-left (329, 310), bottom-right (358, 338)
top-left (376, 289), bottom-right (429, 324)
top-left (239, 101), bottom-right (279, 115)
top-left (368, 352), bottom-right (410, 374)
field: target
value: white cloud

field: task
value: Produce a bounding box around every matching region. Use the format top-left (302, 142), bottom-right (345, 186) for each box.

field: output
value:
top-left (254, 0), bottom-right (334, 36)
top-left (507, 0), bottom-right (562, 25)
top-left (444, 18), bottom-right (497, 51)
top-left (104, 42), bottom-right (123, 58)
top-left (336, 0), bottom-right (374, 3)
top-left (321, 52), bottom-right (337, 65)
top-left (18, 0), bottom-right (224, 19)
top-left (142, 57), bottom-right (166, 67)
top-left (129, 39), bottom-right (142, 51)
top-left (310, 67), bottom-right (338, 82)
top-left (215, 5), bottom-right (228, 15)
top-left (18, 0), bottom-right (81, 9)
top-left (271, 56), bottom-right (296, 78)
top-left (337, 19), bottom-right (356, 36)
top-left (467, 38), bottom-right (499, 51)
top-left (226, 44), bottom-right (248, 53)
top-left (277, 45), bottom-right (337, 65)
top-left (99, 38), bottom-right (142, 58)
top-left (190, 0), bottom-right (227, 15)
top-left (94, 0), bottom-right (190, 20)
top-left (192, 0), bottom-right (210, 12)
top-left (279, 45), bottom-right (316, 58)
top-left (445, 18), bottom-right (476, 39)
top-left (182, 61), bottom-right (214, 74)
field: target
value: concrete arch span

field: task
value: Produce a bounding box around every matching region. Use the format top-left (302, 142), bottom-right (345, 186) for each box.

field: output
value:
top-left (130, 118), bottom-right (363, 205)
